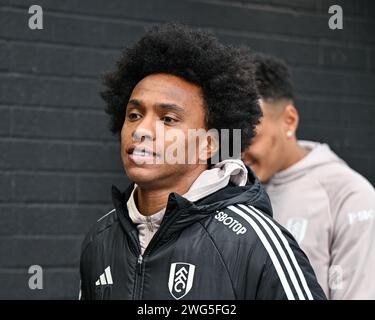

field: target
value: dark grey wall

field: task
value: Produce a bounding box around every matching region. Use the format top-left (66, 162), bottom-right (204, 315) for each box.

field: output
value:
top-left (0, 0), bottom-right (374, 299)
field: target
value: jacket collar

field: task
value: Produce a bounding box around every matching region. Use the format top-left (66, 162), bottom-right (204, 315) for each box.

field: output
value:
top-left (111, 166), bottom-right (272, 250)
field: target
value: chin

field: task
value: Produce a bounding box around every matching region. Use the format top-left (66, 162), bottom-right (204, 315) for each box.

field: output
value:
top-left (257, 172), bottom-right (271, 184)
top-left (125, 166), bottom-right (156, 183)
top-left (250, 167), bottom-right (267, 183)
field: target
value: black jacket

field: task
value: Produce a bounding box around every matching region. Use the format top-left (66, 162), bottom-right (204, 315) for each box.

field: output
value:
top-left (80, 169), bottom-right (326, 300)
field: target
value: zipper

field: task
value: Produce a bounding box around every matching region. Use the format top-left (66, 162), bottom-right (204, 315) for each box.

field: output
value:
top-left (127, 231), bottom-right (142, 300)
top-left (132, 253), bottom-right (143, 300)
top-left (137, 254), bottom-right (143, 275)
top-left (132, 203), bottom-right (186, 299)
top-left (146, 216), bottom-right (154, 232)
top-left (143, 203), bottom-right (189, 259)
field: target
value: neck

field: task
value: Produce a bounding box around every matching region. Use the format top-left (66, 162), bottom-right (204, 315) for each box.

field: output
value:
top-left (135, 165), bottom-right (206, 216)
top-left (281, 140), bottom-right (308, 171)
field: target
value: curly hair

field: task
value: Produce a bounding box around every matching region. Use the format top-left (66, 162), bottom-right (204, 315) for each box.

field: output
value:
top-left (101, 22), bottom-right (261, 156)
top-left (253, 53), bottom-right (294, 102)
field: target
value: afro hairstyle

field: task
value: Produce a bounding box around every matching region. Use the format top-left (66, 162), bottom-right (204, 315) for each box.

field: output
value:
top-left (101, 22), bottom-right (261, 157)
top-left (253, 53), bottom-right (295, 102)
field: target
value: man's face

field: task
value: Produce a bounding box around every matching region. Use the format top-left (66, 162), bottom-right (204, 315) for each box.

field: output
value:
top-left (121, 73), bottom-right (208, 189)
top-left (241, 100), bottom-right (288, 183)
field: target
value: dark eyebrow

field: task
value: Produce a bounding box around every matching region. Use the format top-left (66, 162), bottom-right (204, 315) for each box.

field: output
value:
top-left (157, 103), bottom-right (185, 114)
top-left (127, 99), bottom-right (185, 114)
top-left (127, 99), bottom-right (143, 107)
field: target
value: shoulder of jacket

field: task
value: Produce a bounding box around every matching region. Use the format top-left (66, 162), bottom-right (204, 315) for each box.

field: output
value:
top-left (308, 162), bottom-right (375, 219)
top-left (203, 205), bottom-right (265, 246)
top-left (309, 161), bottom-right (373, 193)
top-left (202, 204), bottom-right (287, 272)
top-left (81, 208), bottom-right (118, 256)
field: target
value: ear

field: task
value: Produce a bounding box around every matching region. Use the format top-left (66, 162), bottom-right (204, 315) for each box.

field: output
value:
top-left (283, 104), bottom-right (299, 136)
top-left (198, 130), bottom-right (220, 163)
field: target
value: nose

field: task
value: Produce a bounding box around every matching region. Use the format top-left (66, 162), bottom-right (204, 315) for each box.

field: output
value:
top-left (132, 116), bottom-right (155, 143)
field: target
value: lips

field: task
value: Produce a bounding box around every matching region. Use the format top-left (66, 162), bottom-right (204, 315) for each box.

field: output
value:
top-left (127, 145), bottom-right (160, 158)
top-left (132, 149), bottom-right (154, 157)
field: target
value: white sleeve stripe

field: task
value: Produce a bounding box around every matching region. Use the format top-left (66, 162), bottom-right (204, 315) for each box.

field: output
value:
top-left (97, 208), bottom-right (116, 222)
top-left (237, 204), bottom-right (306, 300)
top-left (227, 205), bottom-right (295, 300)
top-left (247, 205), bottom-right (314, 300)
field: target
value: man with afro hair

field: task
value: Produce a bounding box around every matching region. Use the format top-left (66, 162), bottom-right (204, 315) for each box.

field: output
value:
top-left (79, 23), bottom-right (325, 300)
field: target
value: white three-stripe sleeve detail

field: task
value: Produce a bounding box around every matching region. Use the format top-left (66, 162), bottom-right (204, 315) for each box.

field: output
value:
top-left (237, 204), bottom-right (305, 299)
top-left (247, 205), bottom-right (314, 300)
top-left (227, 205), bottom-right (295, 300)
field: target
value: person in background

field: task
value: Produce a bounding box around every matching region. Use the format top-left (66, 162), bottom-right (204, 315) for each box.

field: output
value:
top-left (242, 53), bottom-right (375, 299)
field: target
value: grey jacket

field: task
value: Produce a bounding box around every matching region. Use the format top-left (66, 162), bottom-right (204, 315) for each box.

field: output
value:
top-left (265, 140), bottom-right (375, 299)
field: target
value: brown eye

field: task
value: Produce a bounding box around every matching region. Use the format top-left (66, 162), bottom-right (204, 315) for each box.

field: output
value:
top-left (128, 112), bottom-right (142, 121)
top-left (162, 116), bottom-right (177, 125)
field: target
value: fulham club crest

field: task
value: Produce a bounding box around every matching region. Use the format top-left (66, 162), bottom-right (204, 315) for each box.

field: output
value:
top-left (168, 262), bottom-right (195, 300)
